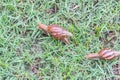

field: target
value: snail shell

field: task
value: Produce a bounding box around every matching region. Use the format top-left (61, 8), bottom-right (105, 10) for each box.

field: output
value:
top-left (47, 24), bottom-right (73, 39)
top-left (86, 48), bottom-right (119, 60)
top-left (38, 23), bottom-right (73, 44)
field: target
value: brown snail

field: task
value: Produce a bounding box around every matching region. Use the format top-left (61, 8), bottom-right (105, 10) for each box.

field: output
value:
top-left (38, 23), bottom-right (73, 44)
top-left (86, 48), bottom-right (120, 60)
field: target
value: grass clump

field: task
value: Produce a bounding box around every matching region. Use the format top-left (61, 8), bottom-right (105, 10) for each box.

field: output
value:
top-left (0, 0), bottom-right (120, 80)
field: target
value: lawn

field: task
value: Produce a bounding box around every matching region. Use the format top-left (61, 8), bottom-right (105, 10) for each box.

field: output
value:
top-left (0, 0), bottom-right (120, 80)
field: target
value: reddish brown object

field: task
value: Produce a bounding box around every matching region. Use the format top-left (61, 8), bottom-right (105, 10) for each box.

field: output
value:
top-left (86, 48), bottom-right (120, 60)
top-left (38, 23), bottom-right (73, 44)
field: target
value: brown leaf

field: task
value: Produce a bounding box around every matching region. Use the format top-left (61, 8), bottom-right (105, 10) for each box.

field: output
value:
top-left (30, 0), bottom-right (34, 3)
top-left (70, 3), bottom-right (79, 10)
top-left (32, 65), bottom-right (38, 74)
top-left (31, 57), bottom-right (41, 74)
top-left (45, 3), bottom-right (59, 14)
top-left (45, 9), bottom-right (52, 14)
top-left (94, 0), bottom-right (99, 5)
top-left (99, 31), bottom-right (117, 48)
top-left (112, 63), bottom-right (120, 80)
top-left (38, 77), bottom-right (42, 80)
top-left (112, 64), bottom-right (119, 75)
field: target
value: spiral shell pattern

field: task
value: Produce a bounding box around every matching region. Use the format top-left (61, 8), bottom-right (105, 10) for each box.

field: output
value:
top-left (47, 24), bottom-right (73, 40)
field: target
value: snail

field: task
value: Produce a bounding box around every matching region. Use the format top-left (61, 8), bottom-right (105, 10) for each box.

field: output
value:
top-left (38, 23), bottom-right (73, 44)
top-left (86, 48), bottom-right (120, 60)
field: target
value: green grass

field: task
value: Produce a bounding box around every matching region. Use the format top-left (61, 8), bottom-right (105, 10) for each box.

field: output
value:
top-left (0, 0), bottom-right (120, 80)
